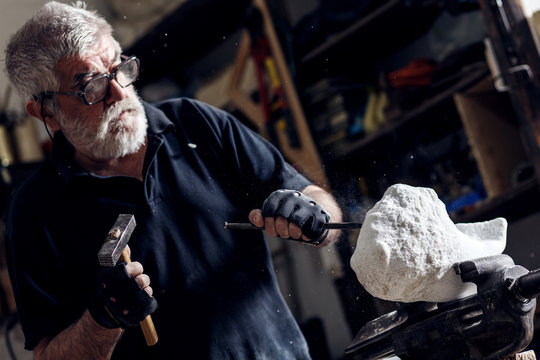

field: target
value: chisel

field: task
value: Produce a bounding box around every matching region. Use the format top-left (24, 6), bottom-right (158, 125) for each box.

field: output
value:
top-left (224, 222), bottom-right (362, 230)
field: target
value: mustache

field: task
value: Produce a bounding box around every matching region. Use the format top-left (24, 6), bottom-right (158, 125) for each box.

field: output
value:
top-left (102, 98), bottom-right (136, 123)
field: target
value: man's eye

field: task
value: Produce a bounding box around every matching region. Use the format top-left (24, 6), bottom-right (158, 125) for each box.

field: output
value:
top-left (82, 73), bottom-right (101, 84)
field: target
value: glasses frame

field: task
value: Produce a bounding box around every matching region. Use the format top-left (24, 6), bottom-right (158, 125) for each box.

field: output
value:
top-left (42, 55), bottom-right (140, 106)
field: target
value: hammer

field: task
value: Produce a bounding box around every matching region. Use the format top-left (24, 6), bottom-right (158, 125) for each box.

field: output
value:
top-left (98, 214), bottom-right (158, 346)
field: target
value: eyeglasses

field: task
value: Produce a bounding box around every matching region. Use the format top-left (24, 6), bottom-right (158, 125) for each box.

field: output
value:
top-left (43, 55), bottom-right (140, 105)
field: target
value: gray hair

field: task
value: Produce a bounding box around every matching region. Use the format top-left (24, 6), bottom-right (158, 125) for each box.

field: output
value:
top-left (4, 1), bottom-right (121, 101)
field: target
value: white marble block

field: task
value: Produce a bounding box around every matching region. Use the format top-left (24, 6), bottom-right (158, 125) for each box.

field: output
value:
top-left (350, 184), bottom-right (507, 303)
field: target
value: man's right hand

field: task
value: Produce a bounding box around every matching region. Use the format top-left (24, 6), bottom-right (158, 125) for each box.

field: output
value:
top-left (88, 255), bottom-right (158, 329)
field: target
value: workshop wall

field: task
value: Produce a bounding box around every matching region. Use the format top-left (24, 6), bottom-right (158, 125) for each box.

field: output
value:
top-left (0, 0), bottom-right (185, 113)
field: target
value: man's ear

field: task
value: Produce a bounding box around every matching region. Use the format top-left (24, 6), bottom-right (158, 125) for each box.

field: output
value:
top-left (25, 99), bottom-right (60, 131)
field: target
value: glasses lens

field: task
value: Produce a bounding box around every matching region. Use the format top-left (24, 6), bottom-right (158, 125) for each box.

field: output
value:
top-left (116, 58), bottom-right (139, 88)
top-left (83, 76), bottom-right (109, 104)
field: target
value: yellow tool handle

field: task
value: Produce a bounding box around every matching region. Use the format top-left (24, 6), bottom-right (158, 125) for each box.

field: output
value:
top-left (140, 316), bottom-right (158, 346)
top-left (120, 248), bottom-right (159, 346)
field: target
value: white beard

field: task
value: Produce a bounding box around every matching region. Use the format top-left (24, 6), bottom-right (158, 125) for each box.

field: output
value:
top-left (57, 95), bottom-right (147, 160)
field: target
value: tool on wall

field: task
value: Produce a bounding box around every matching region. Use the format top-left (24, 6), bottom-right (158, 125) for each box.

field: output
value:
top-left (345, 254), bottom-right (539, 360)
top-left (245, 6), bottom-right (300, 148)
top-left (228, 0), bottom-right (329, 189)
top-left (98, 214), bottom-right (159, 346)
top-left (0, 86), bottom-right (14, 187)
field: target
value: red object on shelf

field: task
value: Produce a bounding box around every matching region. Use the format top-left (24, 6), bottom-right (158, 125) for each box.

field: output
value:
top-left (387, 58), bottom-right (439, 88)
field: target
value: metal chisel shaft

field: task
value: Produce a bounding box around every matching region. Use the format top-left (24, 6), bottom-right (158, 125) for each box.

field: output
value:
top-left (224, 222), bottom-right (362, 230)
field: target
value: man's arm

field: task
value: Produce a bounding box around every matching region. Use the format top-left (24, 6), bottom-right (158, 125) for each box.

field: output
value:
top-left (33, 258), bottom-right (154, 359)
top-left (249, 184), bottom-right (342, 247)
top-left (34, 310), bottom-right (122, 360)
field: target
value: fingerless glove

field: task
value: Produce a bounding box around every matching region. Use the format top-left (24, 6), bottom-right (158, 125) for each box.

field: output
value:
top-left (262, 189), bottom-right (330, 244)
top-left (88, 263), bottom-right (158, 329)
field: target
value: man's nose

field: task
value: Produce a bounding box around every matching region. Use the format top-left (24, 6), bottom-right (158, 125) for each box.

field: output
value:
top-left (105, 78), bottom-right (128, 104)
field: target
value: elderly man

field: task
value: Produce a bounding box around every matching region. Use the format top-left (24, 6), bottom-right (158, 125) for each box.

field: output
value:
top-left (5, 1), bottom-right (342, 359)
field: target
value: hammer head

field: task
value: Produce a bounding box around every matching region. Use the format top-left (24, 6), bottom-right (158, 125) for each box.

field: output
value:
top-left (98, 214), bottom-right (137, 266)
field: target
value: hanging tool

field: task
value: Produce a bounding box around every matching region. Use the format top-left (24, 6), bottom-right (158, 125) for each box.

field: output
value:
top-left (0, 85), bottom-right (14, 186)
top-left (245, 6), bottom-right (300, 148)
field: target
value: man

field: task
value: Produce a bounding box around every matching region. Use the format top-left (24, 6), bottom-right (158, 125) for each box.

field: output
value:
top-left (5, 2), bottom-right (342, 359)
top-left (6, 2), bottom-right (341, 359)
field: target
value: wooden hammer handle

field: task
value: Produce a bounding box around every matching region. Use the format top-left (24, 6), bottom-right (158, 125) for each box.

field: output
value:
top-left (120, 248), bottom-right (159, 346)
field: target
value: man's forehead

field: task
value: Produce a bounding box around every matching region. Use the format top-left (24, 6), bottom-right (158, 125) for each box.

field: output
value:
top-left (58, 35), bottom-right (117, 64)
top-left (55, 45), bottom-right (119, 83)
top-left (86, 36), bottom-right (119, 62)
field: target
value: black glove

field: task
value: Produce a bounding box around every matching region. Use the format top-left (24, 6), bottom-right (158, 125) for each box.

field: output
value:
top-left (261, 189), bottom-right (330, 244)
top-left (88, 263), bottom-right (158, 329)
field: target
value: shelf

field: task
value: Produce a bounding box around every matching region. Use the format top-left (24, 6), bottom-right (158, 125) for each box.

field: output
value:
top-left (453, 178), bottom-right (540, 223)
top-left (301, 0), bottom-right (402, 64)
top-left (322, 65), bottom-right (489, 162)
top-left (298, 0), bottom-right (443, 72)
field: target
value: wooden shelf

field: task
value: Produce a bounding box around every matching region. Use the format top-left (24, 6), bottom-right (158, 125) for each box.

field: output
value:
top-left (323, 65), bottom-right (489, 162)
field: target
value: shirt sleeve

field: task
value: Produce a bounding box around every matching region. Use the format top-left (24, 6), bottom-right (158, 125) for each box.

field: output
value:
top-left (6, 191), bottom-right (66, 349)
top-left (5, 166), bottom-right (91, 350)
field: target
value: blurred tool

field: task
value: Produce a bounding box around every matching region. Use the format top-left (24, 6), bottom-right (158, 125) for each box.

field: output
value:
top-left (246, 6), bottom-right (300, 148)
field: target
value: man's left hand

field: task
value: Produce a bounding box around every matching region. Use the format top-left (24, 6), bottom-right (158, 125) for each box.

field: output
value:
top-left (249, 188), bottom-right (331, 245)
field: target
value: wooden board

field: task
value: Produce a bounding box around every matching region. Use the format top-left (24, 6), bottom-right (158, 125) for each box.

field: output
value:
top-left (454, 77), bottom-right (529, 198)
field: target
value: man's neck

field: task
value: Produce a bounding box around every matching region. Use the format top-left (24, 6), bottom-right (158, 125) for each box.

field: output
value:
top-left (74, 140), bottom-right (148, 181)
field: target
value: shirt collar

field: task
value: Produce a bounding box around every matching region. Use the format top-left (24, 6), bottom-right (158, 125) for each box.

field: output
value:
top-left (143, 101), bottom-right (175, 136)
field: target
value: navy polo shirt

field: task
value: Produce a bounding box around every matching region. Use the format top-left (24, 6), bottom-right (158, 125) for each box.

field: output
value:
top-left (6, 98), bottom-right (312, 359)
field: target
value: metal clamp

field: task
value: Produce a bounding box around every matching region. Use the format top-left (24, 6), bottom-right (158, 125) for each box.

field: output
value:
top-left (493, 64), bottom-right (533, 92)
top-left (484, 37), bottom-right (533, 92)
